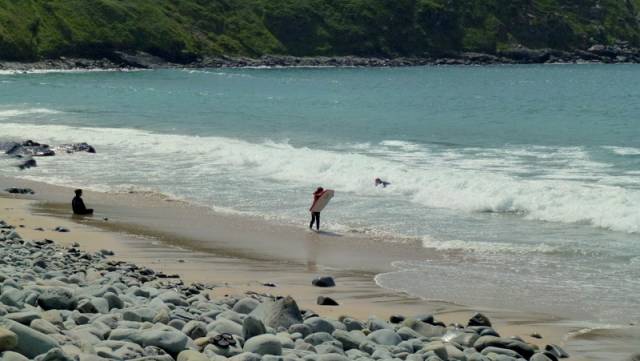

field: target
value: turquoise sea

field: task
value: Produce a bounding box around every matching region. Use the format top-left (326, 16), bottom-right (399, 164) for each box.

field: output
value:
top-left (1, 65), bottom-right (639, 326)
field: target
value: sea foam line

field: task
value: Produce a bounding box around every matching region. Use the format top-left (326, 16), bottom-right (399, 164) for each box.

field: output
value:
top-left (1, 122), bottom-right (639, 234)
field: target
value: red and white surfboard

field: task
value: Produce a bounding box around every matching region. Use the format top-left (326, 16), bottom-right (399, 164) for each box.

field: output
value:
top-left (310, 190), bottom-right (334, 212)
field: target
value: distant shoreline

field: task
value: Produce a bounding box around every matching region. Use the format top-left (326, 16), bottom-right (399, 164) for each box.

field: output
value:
top-left (1, 46), bottom-right (640, 72)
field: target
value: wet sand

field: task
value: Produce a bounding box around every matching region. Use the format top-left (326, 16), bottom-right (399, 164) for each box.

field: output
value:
top-left (1, 175), bottom-right (638, 360)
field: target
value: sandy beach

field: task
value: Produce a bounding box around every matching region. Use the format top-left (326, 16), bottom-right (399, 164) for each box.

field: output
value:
top-left (2, 175), bottom-right (638, 360)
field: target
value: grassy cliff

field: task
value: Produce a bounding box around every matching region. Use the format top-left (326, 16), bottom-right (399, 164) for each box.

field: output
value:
top-left (1, 0), bottom-right (639, 61)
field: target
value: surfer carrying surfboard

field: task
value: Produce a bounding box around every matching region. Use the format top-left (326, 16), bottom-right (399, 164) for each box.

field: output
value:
top-left (309, 187), bottom-right (334, 231)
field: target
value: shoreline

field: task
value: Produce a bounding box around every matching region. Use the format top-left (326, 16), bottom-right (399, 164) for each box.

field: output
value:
top-left (1, 176), bottom-right (639, 360)
top-left (2, 46), bottom-right (640, 72)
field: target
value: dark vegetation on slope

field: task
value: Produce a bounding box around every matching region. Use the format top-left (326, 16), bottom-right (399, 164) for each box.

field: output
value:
top-left (0, 0), bottom-right (639, 62)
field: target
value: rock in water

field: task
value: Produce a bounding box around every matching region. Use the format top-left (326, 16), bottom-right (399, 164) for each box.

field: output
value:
top-left (243, 334), bottom-right (282, 356)
top-left (468, 313), bottom-right (492, 327)
top-left (316, 296), bottom-right (339, 306)
top-left (54, 143), bottom-right (96, 154)
top-left (0, 326), bottom-right (18, 351)
top-left (18, 159), bottom-right (37, 170)
top-left (4, 188), bottom-right (34, 195)
top-left (312, 276), bottom-right (335, 287)
top-left (249, 296), bottom-right (303, 329)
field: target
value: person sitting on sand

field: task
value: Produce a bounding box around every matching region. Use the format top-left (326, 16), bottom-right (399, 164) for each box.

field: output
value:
top-left (375, 177), bottom-right (390, 188)
top-left (309, 187), bottom-right (324, 231)
top-left (72, 189), bottom-right (94, 215)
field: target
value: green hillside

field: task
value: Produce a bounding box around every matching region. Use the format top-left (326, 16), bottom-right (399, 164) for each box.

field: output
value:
top-left (1, 0), bottom-right (639, 61)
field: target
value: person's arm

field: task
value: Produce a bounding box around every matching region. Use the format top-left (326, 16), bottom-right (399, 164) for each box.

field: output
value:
top-left (77, 198), bottom-right (87, 212)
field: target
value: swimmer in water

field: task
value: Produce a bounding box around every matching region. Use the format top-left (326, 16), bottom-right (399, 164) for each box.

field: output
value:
top-left (375, 178), bottom-right (390, 188)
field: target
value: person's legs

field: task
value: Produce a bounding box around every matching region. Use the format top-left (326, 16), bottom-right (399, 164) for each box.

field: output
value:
top-left (314, 212), bottom-right (320, 230)
top-left (309, 213), bottom-right (315, 229)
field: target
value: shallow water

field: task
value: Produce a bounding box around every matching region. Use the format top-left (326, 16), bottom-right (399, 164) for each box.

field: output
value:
top-left (1, 65), bottom-right (639, 325)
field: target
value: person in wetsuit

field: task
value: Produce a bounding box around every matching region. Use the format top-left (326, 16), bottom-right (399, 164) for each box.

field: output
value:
top-left (309, 187), bottom-right (324, 231)
top-left (72, 189), bottom-right (94, 215)
top-left (375, 177), bottom-right (391, 188)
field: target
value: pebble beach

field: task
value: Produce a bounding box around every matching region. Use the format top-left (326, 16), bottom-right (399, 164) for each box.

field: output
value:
top-left (0, 213), bottom-right (577, 361)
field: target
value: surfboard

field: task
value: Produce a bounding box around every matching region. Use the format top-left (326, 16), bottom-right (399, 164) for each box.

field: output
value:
top-left (310, 190), bottom-right (334, 212)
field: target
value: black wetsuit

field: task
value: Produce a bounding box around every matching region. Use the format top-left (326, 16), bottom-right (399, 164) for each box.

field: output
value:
top-left (310, 212), bottom-right (320, 230)
top-left (72, 196), bottom-right (93, 215)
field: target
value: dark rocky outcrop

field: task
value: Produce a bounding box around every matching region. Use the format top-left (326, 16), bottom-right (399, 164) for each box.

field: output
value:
top-left (54, 143), bottom-right (96, 154)
top-left (4, 188), bottom-right (35, 195)
top-left (1, 140), bottom-right (96, 170)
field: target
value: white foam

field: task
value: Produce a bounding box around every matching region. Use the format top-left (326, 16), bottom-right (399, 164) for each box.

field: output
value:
top-left (420, 238), bottom-right (558, 254)
top-left (0, 108), bottom-right (62, 118)
top-left (604, 146), bottom-right (640, 156)
top-left (0, 68), bottom-right (139, 75)
top-left (2, 122), bottom-right (640, 233)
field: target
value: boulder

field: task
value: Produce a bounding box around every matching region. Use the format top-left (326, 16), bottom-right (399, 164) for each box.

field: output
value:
top-left (481, 346), bottom-right (521, 358)
top-left (233, 298), bottom-right (260, 314)
top-left (207, 319), bottom-right (243, 337)
top-left (473, 336), bottom-right (535, 360)
top-left (468, 313), bottom-right (492, 327)
top-left (316, 296), bottom-right (339, 306)
top-left (103, 292), bottom-right (124, 310)
top-left (0, 319), bottom-right (59, 358)
top-left (38, 287), bottom-right (77, 310)
top-left (243, 334), bottom-right (282, 356)
top-left (0, 327), bottom-right (18, 351)
top-left (422, 341), bottom-right (449, 361)
top-left (54, 143), bottom-right (96, 154)
top-left (242, 315), bottom-right (266, 341)
top-left (177, 350), bottom-right (209, 361)
top-left (6, 311), bottom-right (41, 325)
top-left (312, 276), bottom-right (335, 288)
top-left (304, 318), bottom-right (335, 334)
top-left (30, 319), bottom-right (60, 335)
top-left (4, 188), bottom-right (34, 195)
top-left (77, 297), bottom-right (109, 314)
top-left (131, 328), bottom-right (189, 355)
top-left (530, 353), bottom-right (554, 361)
top-left (367, 329), bottom-right (401, 346)
top-left (0, 351), bottom-right (30, 361)
top-left (181, 321), bottom-right (207, 340)
top-left (404, 320), bottom-right (445, 338)
top-left (229, 352), bottom-right (262, 361)
top-left (33, 347), bottom-right (74, 361)
top-left (332, 330), bottom-right (366, 351)
top-left (249, 296), bottom-right (303, 329)
top-left (544, 344), bottom-right (569, 359)
top-left (304, 333), bottom-right (339, 348)
top-left (367, 318), bottom-right (392, 331)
